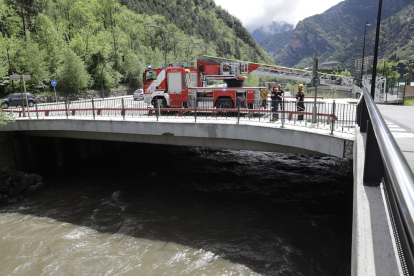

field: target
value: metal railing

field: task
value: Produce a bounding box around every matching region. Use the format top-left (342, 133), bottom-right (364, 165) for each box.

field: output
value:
top-left (3, 97), bottom-right (357, 135)
top-left (357, 87), bottom-right (414, 275)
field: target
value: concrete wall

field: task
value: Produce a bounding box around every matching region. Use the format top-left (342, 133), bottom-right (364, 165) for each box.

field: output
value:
top-left (0, 119), bottom-right (353, 158)
top-left (401, 85), bottom-right (414, 97)
top-left (0, 132), bottom-right (15, 169)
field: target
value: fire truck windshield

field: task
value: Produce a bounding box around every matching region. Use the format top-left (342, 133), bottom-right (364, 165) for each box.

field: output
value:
top-left (145, 71), bottom-right (157, 82)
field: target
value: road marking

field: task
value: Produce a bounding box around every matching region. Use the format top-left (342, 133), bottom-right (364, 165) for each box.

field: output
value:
top-left (385, 120), bottom-right (414, 139)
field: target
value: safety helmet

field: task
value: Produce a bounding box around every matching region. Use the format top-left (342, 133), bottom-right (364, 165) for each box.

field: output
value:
top-left (299, 84), bottom-right (304, 88)
top-left (278, 84), bottom-right (282, 87)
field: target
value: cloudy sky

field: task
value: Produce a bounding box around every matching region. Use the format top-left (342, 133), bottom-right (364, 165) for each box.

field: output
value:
top-left (214, 0), bottom-right (344, 31)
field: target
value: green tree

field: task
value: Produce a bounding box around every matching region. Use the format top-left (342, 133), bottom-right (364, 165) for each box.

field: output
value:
top-left (12, 32), bottom-right (48, 90)
top-left (339, 70), bottom-right (351, 77)
top-left (0, 103), bottom-right (14, 129)
top-left (403, 61), bottom-right (413, 85)
top-left (56, 47), bottom-right (90, 92)
top-left (376, 60), bottom-right (400, 79)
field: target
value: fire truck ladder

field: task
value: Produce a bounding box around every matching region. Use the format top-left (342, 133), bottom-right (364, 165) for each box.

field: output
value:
top-left (198, 56), bottom-right (363, 94)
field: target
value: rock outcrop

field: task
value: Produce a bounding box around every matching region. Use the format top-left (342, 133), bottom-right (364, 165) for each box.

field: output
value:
top-left (0, 167), bottom-right (44, 204)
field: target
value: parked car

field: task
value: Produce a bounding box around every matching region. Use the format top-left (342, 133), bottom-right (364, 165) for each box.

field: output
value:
top-left (1, 93), bottom-right (36, 109)
top-left (133, 89), bottom-right (144, 101)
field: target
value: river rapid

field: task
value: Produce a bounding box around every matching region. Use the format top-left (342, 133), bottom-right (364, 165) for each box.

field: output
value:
top-left (0, 144), bottom-right (353, 275)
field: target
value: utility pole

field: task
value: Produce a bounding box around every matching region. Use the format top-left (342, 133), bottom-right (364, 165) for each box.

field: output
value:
top-left (371, 0), bottom-right (383, 99)
top-left (311, 54), bottom-right (320, 123)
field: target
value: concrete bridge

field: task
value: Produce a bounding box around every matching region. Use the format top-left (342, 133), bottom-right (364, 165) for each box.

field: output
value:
top-left (0, 117), bottom-right (354, 161)
top-left (0, 97), bottom-right (356, 163)
top-left (4, 95), bottom-right (412, 275)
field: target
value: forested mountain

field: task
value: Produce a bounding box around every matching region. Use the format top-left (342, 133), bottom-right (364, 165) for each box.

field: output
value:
top-left (262, 0), bottom-right (413, 68)
top-left (325, 2), bottom-right (414, 68)
top-left (259, 30), bottom-right (293, 60)
top-left (0, 0), bottom-right (272, 94)
top-left (251, 21), bottom-right (294, 43)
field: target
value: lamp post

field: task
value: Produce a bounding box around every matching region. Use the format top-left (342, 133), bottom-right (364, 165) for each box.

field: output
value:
top-left (1, 14), bottom-right (16, 94)
top-left (193, 42), bottom-right (207, 56)
top-left (360, 21), bottom-right (371, 88)
top-left (145, 25), bottom-right (166, 68)
top-left (371, 0), bottom-right (383, 99)
top-left (101, 56), bottom-right (124, 99)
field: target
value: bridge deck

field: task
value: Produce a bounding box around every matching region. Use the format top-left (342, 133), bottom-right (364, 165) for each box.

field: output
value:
top-left (377, 105), bottom-right (414, 172)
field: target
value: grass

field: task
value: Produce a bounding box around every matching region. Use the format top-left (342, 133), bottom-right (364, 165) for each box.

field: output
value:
top-left (404, 98), bottom-right (414, 106)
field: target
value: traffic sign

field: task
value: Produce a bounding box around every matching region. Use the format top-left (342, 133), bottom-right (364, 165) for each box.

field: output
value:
top-left (311, 77), bottom-right (320, 87)
top-left (10, 75), bottom-right (31, 81)
top-left (51, 79), bottom-right (57, 86)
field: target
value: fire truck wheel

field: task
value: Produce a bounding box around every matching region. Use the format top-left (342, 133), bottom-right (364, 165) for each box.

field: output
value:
top-left (152, 98), bottom-right (167, 108)
top-left (216, 99), bottom-right (234, 109)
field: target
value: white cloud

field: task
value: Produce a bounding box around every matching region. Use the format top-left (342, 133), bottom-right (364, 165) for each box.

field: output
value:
top-left (214, 0), bottom-right (344, 31)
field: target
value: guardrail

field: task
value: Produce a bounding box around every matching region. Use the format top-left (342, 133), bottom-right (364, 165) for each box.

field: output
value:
top-left (3, 97), bottom-right (357, 135)
top-left (357, 87), bottom-right (414, 275)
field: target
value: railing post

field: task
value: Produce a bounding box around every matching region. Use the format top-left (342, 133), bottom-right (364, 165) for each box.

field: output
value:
top-left (331, 100), bottom-right (336, 135)
top-left (92, 98), bottom-right (95, 119)
top-left (122, 98), bottom-right (125, 120)
top-left (35, 102), bottom-right (38, 119)
top-left (360, 97), bottom-right (369, 133)
top-left (65, 98), bottom-right (68, 119)
top-left (363, 120), bottom-right (385, 186)
top-left (282, 97), bottom-right (285, 128)
top-left (194, 98), bottom-right (197, 123)
top-left (237, 99), bottom-right (240, 124)
top-left (156, 99), bottom-right (160, 121)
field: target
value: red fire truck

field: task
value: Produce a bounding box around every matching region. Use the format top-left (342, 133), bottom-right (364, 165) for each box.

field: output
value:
top-left (143, 56), bottom-right (361, 109)
top-left (143, 57), bottom-right (264, 109)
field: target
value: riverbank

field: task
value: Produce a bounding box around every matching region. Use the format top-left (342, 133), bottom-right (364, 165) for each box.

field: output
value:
top-left (0, 167), bottom-right (44, 204)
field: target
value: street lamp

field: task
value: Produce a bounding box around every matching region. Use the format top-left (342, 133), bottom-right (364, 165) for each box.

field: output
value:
top-left (145, 25), bottom-right (166, 68)
top-left (101, 56), bottom-right (124, 99)
top-left (360, 21), bottom-right (371, 87)
top-left (1, 14), bottom-right (16, 94)
top-left (193, 42), bottom-right (207, 56)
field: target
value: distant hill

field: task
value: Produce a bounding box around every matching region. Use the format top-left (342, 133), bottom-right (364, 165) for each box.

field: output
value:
top-left (323, 1), bottom-right (346, 14)
top-left (119, 0), bottom-right (273, 64)
top-left (259, 30), bottom-right (293, 60)
top-left (325, 2), bottom-right (414, 68)
top-left (251, 21), bottom-right (294, 43)
top-left (260, 0), bottom-right (413, 68)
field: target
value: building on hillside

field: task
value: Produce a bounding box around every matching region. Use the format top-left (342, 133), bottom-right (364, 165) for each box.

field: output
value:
top-left (355, 56), bottom-right (375, 71)
top-left (354, 56), bottom-right (386, 79)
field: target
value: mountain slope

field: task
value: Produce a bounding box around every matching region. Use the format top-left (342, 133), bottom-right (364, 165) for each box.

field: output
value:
top-left (119, 0), bottom-right (273, 64)
top-left (325, 2), bottom-right (414, 68)
top-left (268, 0), bottom-right (413, 68)
top-left (251, 21), bottom-right (294, 43)
top-left (259, 30), bottom-right (293, 60)
top-left (0, 0), bottom-right (273, 94)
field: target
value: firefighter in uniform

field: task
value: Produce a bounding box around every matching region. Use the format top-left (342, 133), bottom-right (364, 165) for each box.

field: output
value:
top-left (296, 84), bottom-right (305, 120)
top-left (276, 84), bottom-right (284, 111)
top-left (270, 83), bottom-right (278, 120)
